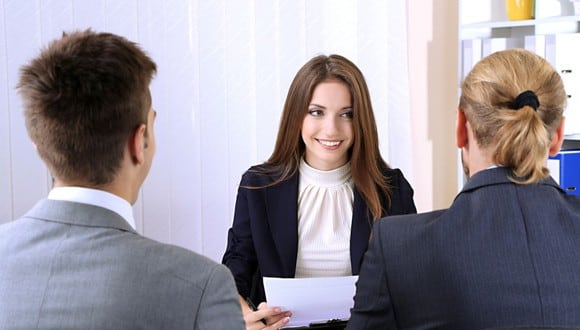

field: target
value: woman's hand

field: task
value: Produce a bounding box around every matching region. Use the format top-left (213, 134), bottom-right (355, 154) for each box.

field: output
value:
top-left (242, 298), bottom-right (291, 330)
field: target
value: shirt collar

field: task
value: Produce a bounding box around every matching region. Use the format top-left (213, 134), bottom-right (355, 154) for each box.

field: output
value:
top-left (47, 186), bottom-right (136, 230)
top-left (299, 157), bottom-right (352, 187)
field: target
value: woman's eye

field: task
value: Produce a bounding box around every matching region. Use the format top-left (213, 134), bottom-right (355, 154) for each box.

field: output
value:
top-left (341, 111), bottom-right (354, 118)
top-left (308, 109), bottom-right (323, 116)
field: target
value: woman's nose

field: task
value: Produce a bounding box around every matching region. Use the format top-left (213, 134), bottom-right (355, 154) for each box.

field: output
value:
top-left (323, 117), bottom-right (340, 134)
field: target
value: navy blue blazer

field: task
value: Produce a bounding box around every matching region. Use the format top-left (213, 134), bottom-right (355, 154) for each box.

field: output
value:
top-left (348, 167), bottom-right (580, 330)
top-left (222, 164), bottom-right (416, 303)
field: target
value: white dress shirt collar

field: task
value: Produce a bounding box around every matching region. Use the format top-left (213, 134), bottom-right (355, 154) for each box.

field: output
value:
top-left (48, 186), bottom-right (136, 230)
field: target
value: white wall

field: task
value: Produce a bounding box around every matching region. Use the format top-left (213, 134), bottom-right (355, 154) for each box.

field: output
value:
top-left (407, 0), bottom-right (459, 212)
top-left (1, 0), bottom-right (423, 262)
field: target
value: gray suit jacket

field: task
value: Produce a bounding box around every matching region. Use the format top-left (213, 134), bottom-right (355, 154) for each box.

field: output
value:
top-left (348, 167), bottom-right (580, 330)
top-left (0, 199), bottom-right (244, 329)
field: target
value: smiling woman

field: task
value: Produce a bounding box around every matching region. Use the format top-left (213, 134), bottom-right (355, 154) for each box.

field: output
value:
top-left (301, 80), bottom-right (354, 171)
top-left (221, 54), bottom-right (417, 330)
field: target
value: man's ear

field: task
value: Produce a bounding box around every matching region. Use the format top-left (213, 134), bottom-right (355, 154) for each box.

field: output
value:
top-left (456, 108), bottom-right (468, 148)
top-left (548, 117), bottom-right (566, 157)
top-left (129, 124), bottom-right (147, 165)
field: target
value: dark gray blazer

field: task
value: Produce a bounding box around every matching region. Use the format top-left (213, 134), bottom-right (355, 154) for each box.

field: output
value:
top-left (0, 199), bottom-right (244, 330)
top-left (348, 167), bottom-right (580, 330)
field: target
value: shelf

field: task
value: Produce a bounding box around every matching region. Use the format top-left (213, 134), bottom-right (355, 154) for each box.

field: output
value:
top-left (462, 15), bottom-right (580, 30)
top-left (563, 138), bottom-right (580, 150)
top-left (565, 133), bottom-right (580, 140)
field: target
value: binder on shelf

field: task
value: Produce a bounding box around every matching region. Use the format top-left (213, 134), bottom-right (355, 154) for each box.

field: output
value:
top-left (548, 149), bottom-right (580, 195)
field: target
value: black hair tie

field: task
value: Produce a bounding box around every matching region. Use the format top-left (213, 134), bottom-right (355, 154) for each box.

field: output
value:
top-left (510, 90), bottom-right (540, 112)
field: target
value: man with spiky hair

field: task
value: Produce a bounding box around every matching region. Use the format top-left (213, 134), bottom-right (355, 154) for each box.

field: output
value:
top-left (0, 30), bottom-right (244, 330)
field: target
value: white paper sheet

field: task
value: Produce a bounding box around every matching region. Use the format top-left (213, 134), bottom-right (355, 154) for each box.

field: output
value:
top-left (263, 275), bottom-right (358, 328)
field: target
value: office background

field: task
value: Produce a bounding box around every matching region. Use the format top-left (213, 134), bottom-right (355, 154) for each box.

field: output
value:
top-left (0, 0), bottom-right (459, 262)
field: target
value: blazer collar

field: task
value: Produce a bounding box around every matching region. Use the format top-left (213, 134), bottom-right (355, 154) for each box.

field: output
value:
top-left (459, 167), bottom-right (564, 195)
top-left (263, 171), bottom-right (371, 276)
top-left (24, 199), bottom-right (137, 234)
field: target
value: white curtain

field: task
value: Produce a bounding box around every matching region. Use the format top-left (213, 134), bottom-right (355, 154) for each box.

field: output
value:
top-left (0, 0), bottom-right (412, 262)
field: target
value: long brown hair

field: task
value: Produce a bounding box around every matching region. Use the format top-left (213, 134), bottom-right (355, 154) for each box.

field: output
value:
top-left (459, 48), bottom-right (566, 184)
top-left (252, 54), bottom-right (392, 220)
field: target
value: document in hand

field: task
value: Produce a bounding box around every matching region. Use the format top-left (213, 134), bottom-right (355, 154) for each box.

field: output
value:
top-left (263, 275), bottom-right (358, 328)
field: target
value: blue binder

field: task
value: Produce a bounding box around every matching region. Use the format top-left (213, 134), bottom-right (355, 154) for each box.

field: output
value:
top-left (549, 150), bottom-right (580, 195)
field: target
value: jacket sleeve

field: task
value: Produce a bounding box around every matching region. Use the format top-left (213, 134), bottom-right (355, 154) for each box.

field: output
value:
top-left (195, 263), bottom-right (245, 330)
top-left (221, 173), bottom-right (258, 298)
top-left (347, 220), bottom-right (397, 329)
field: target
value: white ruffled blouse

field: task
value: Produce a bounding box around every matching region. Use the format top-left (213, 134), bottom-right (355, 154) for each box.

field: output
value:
top-left (294, 158), bottom-right (354, 278)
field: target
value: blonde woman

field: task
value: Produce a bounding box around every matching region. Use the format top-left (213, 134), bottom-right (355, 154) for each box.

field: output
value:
top-left (348, 48), bottom-right (580, 329)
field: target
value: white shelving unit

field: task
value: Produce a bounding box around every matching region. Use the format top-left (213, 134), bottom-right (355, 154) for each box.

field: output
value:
top-left (458, 0), bottom-right (580, 190)
top-left (460, 0), bottom-right (580, 137)
top-left (462, 15), bottom-right (580, 30)
top-left (460, 0), bottom-right (580, 37)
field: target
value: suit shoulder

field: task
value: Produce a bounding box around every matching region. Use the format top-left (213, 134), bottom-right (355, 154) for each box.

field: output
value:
top-left (378, 166), bottom-right (416, 215)
top-left (378, 209), bottom-right (447, 228)
top-left (381, 167), bottom-right (408, 186)
top-left (380, 166), bottom-right (402, 177)
top-left (145, 238), bottom-right (215, 266)
top-left (239, 163), bottom-right (287, 187)
top-left (130, 236), bottom-right (228, 284)
top-left (378, 167), bottom-right (414, 194)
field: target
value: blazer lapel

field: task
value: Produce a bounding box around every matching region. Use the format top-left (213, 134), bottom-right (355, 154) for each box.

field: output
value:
top-left (264, 173), bottom-right (299, 277)
top-left (262, 175), bottom-right (372, 276)
top-left (350, 188), bottom-right (371, 274)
